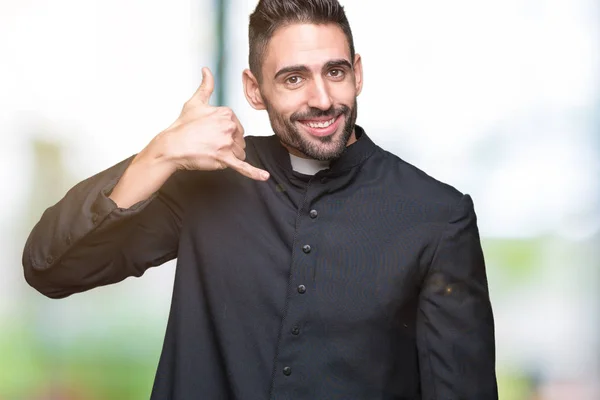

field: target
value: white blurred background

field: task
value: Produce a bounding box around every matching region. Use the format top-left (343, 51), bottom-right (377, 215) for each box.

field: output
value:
top-left (1, 0), bottom-right (598, 398)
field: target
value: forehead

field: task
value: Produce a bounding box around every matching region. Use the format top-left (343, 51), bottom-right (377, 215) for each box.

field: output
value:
top-left (263, 23), bottom-right (351, 75)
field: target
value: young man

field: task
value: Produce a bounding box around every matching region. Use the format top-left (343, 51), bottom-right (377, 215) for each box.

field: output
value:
top-left (23, 0), bottom-right (498, 398)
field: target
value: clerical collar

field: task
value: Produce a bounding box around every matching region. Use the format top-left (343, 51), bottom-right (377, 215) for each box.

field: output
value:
top-left (253, 125), bottom-right (377, 181)
top-left (289, 154), bottom-right (330, 175)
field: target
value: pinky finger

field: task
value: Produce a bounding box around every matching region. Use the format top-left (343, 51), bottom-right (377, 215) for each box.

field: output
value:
top-left (223, 155), bottom-right (270, 181)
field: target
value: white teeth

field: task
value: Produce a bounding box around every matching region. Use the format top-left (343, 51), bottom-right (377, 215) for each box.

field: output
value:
top-left (305, 118), bottom-right (335, 129)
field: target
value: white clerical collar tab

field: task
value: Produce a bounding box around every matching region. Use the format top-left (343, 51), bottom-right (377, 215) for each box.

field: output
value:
top-left (289, 153), bottom-right (330, 175)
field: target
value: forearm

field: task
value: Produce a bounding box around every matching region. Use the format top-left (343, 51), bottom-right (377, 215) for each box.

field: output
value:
top-left (109, 134), bottom-right (177, 209)
top-left (24, 212), bottom-right (143, 298)
top-left (23, 157), bottom-right (140, 296)
top-left (23, 156), bottom-right (181, 298)
top-left (23, 66), bottom-right (261, 298)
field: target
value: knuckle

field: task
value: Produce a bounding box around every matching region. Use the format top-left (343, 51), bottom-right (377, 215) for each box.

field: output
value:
top-left (214, 149), bottom-right (229, 163)
top-left (217, 107), bottom-right (233, 118)
top-left (183, 98), bottom-right (195, 109)
top-left (222, 121), bottom-right (237, 133)
top-left (220, 132), bottom-right (234, 147)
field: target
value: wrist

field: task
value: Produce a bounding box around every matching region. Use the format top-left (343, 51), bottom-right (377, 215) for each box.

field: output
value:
top-left (134, 132), bottom-right (178, 176)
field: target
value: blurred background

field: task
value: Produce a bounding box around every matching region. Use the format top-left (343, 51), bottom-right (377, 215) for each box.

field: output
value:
top-left (1, 0), bottom-right (598, 398)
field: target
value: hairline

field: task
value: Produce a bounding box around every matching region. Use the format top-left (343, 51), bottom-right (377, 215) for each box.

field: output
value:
top-left (251, 21), bottom-right (355, 83)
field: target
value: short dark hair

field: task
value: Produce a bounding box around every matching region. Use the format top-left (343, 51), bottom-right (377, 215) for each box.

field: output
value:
top-left (248, 0), bottom-right (355, 82)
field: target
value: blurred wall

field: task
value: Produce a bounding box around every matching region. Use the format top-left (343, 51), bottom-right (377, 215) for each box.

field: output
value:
top-left (1, 0), bottom-right (213, 397)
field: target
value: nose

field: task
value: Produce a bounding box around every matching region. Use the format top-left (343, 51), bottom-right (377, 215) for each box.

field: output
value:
top-left (307, 77), bottom-right (333, 110)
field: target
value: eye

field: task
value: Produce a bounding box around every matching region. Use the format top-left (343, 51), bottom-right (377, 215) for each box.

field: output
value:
top-left (285, 75), bottom-right (303, 85)
top-left (328, 69), bottom-right (345, 78)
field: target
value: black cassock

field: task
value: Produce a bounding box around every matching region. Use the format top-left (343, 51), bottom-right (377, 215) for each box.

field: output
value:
top-left (24, 126), bottom-right (497, 399)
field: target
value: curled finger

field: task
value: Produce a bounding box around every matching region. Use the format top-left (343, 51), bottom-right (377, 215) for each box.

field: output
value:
top-left (231, 142), bottom-right (246, 161)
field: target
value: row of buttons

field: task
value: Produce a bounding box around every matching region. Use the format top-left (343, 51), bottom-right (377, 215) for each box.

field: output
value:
top-left (302, 210), bottom-right (317, 254)
top-left (282, 208), bottom-right (318, 377)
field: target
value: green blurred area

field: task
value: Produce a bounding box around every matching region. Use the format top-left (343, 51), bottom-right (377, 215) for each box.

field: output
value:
top-left (1, 323), bottom-right (161, 400)
top-left (0, 323), bottom-right (532, 400)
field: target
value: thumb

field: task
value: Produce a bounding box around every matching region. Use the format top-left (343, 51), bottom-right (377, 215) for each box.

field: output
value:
top-left (192, 67), bottom-right (215, 105)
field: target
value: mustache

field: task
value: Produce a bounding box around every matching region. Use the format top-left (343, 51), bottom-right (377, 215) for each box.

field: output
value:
top-left (291, 105), bottom-right (351, 122)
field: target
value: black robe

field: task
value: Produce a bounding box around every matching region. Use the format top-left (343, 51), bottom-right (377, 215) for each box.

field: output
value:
top-left (23, 126), bottom-right (497, 399)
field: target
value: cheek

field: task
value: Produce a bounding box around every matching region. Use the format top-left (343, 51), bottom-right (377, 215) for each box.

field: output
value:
top-left (272, 91), bottom-right (306, 117)
top-left (332, 82), bottom-right (357, 104)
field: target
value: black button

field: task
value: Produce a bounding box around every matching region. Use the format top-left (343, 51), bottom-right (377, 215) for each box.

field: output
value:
top-left (46, 256), bottom-right (54, 264)
top-left (297, 285), bottom-right (306, 294)
top-left (283, 366), bottom-right (292, 376)
top-left (302, 245), bottom-right (311, 254)
top-left (291, 326), bottom-right (300, 335)
top-left (320, 177), bottom-right (328, 184)
top-left (309, 209), bottom-right (318, 219)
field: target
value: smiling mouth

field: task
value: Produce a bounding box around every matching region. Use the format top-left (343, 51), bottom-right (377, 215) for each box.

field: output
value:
top-left (301, 118), bottom-right (336, 129)
top-left (297, 114), bottom-right (343, 138)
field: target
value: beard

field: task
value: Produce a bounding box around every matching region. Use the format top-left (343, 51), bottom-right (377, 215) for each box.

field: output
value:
top-left (264, 98), bottom-right (358, 161)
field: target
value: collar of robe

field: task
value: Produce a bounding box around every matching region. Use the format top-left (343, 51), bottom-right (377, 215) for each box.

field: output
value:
top-left (260, 125), bottom-right (377, 183)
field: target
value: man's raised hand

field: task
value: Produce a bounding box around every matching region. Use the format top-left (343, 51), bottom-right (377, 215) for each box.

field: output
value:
top-left (110, 67), bottom-right (269, 209)
top-left (158, 67), bottom-right (269, 181)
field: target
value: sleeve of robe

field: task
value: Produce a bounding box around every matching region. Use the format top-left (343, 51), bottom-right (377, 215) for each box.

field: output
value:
top-left (22, 156), bottom-right (185, 299)
top-left (416, 194), bottom-right (498, 399)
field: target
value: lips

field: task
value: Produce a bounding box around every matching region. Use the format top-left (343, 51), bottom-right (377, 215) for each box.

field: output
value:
top-left (298, 114), bottom-right (342, 137)
top-left (302, 117), bottom-right (336, 129)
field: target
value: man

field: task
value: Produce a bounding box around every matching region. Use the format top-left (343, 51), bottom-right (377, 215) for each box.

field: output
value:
top-left (23, 0), bottom-right (497, 398)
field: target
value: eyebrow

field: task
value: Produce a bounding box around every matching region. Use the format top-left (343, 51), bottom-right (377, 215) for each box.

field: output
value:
top-left (273, 58), bottom-right (353, 80)
top-left (274, 65), bottom-right (310, 80)
top-left (324, 59), bottom-right (353, 70)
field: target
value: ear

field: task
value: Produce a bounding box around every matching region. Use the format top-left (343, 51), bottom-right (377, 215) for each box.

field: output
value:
top-left (353, 54), bottom-right (364, 96)
top-left (242, 69), bottom-right (266, 110)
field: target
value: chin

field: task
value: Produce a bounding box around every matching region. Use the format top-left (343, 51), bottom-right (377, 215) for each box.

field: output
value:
top-left (301, 131), bottom-right (349, 160)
